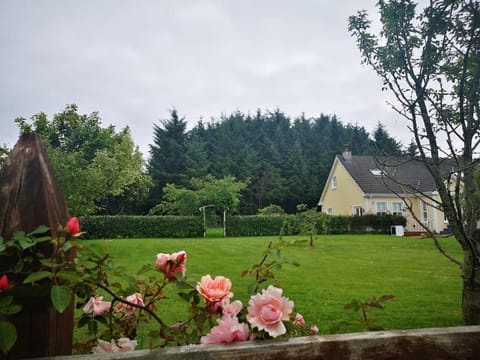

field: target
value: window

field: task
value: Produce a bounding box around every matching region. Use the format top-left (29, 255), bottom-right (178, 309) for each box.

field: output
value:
top-left (370, 169), bottom-right (383, 176)
top-left (376, 202), bottom-right (387, 215)
top-left (331, 176), bottom-right (337, 190)
top-left (392, 202), bottom-right (403, 216)
top-left (422, 201), bottom-right (428, 224)
top-left (353, 206), bottom-right (363, 216)
top-left (327, 208), bottom-right (333, 215)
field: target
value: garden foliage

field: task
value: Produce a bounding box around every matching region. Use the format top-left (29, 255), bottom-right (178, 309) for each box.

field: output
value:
top-left (81, 216), bottom-right (203, 239)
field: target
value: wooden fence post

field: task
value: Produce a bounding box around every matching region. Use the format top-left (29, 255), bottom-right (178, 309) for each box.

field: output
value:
top-left (0, 133), bottom-right (74, 358)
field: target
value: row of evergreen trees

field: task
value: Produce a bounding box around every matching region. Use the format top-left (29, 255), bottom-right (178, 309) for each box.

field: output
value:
top-left (147, 109), bottom-right (407, 214)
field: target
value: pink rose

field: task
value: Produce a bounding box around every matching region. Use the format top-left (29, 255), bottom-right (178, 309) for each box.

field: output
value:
top-left (247, 285), bottom-right (294, 337)
top-left (222, 299), bottom-right (243, 317)
top-left (294, 313), bottom-right (305, 327)
top-left (196, 275), bottom-right (233, 309)
top-left (92, 338), bottom-right (137, 353)
top-left (310, 325), bottom-right (319, 334)
top-left (92, 339), bottom-right (118, 353)
top-left (66, 217), bottom-right (80, 236)
top-left (156, 251), bottom-right (187, 280)
top-left (200, 315), bottom-right (250, 344)
top-left (83, 295), bottom-right (111, 315)
top-left (117, 338), bottom-right (137, 352)
top-left (115, 293), bottom-right (145, 317)
top-left (0, 275), bottom-right (9, 292)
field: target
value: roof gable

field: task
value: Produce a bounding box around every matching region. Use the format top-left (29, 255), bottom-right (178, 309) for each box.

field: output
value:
top-left (337, 155), bottom-right (452, 195)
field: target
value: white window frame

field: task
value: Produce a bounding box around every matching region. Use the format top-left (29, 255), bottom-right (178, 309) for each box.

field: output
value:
top-left (392, 202), bottom-right (403, 216)
top-left (327, 208), bottom-right (333, 215)
top-left (331, 176), bottom-right (337, 190)
top-left (376, 202), bottom-right (387, 215)
top-left (422, 201), bottom-right (429, 224)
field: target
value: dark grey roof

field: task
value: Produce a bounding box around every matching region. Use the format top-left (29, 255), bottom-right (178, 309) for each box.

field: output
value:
top-left (337, 155), bottom-right (454, 195)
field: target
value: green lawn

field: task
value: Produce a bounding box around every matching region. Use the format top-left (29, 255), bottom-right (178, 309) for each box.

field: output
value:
top-left (78, 234), bottom-right (463, 342)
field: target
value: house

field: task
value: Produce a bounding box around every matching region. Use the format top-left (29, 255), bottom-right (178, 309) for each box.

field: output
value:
top-left (317, 145), bottom-right (451, 234)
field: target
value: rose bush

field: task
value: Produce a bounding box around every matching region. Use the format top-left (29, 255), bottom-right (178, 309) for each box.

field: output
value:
top-left (1, 219), bottom-right (318, 356)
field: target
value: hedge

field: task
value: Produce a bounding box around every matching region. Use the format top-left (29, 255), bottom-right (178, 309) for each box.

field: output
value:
top-left (226, 215), bottom-right (296, 237)
top-left (80, 216), bottom-right (204, 239)
top-left (226, 214), bottom-right (407, 237)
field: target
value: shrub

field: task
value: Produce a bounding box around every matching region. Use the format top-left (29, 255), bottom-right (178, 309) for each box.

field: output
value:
top-left (226, 214), bottom-right (407, 236)
top-left (349, 214), bottom-right (406, 233)
top-left (258, 205), bottom-right (286, 216)
top-left (226, 215), bottom-right (297, 237)
top-left (81, 216), bottom-right (204, 239)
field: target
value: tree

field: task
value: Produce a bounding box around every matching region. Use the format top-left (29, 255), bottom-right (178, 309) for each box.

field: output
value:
top-left (0, 144), bottom-right (9, 169)
top-left (148, 109), bottom-right (187, 205)
top-left (349, 0), bottom-right (480, 324)
top-left (371, 122), bottom-right (403, 155)
top-left (14, 105), bottom-right (148, 215)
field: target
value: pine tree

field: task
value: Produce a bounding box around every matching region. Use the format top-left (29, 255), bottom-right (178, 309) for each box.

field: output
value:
top-left (148, 109), bottom-right (187, 205)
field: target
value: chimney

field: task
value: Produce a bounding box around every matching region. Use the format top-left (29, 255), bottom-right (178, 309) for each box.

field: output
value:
top-left (343, 144), bottom-right (352, 161)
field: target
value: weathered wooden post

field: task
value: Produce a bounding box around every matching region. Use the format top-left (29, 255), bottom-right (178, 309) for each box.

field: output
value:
top-left (0, 133), bottom-right (74, 358)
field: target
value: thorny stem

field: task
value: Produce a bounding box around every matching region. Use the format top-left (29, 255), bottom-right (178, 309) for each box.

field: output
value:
top-left (361, 308), bottom-right (369, 331)
top-left (254, 240), bottom-right (273, 294)
top-left (96, 282), bottom-right (168, 328)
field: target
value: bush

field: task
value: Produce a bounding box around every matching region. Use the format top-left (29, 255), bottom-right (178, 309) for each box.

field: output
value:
top-left (328, 215), bottom-right (350, 234)
top-left (81, 215), bottom-right (204, 239)
top-left (226, 215), bottom-right (297, 236)
top-left (226, 214), bottom-right (407, 236)
top-left (258, 205), bottom-right (286, 216)
top-left (349, 214), bottom-right (407, 233)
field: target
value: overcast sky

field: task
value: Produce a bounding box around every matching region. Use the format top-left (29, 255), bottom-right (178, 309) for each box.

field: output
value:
top-left (0, 0), bottom-right (413, 158)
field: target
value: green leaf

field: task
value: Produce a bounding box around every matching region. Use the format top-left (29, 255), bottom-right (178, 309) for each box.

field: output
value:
top-left (0, 304), bottom-right (22, 315)
top-left (18, 238), bottom-right (35, 250)
top-left (27, 225), bottom-right (50, 237)
top-left (32, 236), bottom-right (53, 244)
top-left (23, 271), bottom-right (52, 284)
top-left (63, 241), bottom-right (73, 252)
top-left (56, 271), bottom-right (83, 283)
top-left (39, 258), bottom-right (54, 267)
top-left (51, 285), bottom-right (72, 313)
top-left (0, 321), bottom-right (17, 354)
top-left (0, 296), bottom-right (13, 308)
top-left (77, 314), bottom-right (91, 329)
top-left (0, 243), bottom-right (6, 253)
top-left (12, 231), bottom-right (26, 240)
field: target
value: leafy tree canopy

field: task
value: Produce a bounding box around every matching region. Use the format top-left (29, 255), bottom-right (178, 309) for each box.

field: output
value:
top-left (14, 105), bottom-right (150, 215)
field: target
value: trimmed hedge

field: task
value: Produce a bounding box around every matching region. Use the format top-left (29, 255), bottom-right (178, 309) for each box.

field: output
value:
top-left (226, 214), bottom-right (407, 237)
top-left (80, 216), bottom-right (204, 239)
top-left (349, 214), bottom-right (407, 233)
top-left (226, 215), bottom-right (295, 237)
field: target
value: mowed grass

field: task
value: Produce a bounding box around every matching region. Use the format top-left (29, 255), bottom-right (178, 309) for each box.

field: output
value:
top-left (79, 234), bottom-right (463, 340)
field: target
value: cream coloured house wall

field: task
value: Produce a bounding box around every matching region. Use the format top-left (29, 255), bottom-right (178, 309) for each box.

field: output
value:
top-left (400, 194), bottom-right (447, 233)
top-left (320, 159), bottom-right (365, 215)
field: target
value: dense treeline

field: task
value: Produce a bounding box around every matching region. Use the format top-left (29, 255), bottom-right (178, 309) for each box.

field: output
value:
top-left (6, 106), bottom-right (403, 216)
top-left (148, 109), bottom-right (402, 214)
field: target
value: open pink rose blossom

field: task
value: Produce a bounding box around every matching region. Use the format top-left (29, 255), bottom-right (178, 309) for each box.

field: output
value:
top-left (200, 315), bottom-right (250, 344)
top-left (115, 293), bottom-right (145, 317)
top-left (92, 338), bottom-right (137, 353)
top-left (196, 275), bottom-right (233, 307)
top-left (83, 295), bottom-right (112, 315)
top-left (156, 251), bottom-right (187, 280)
top-left (247, 285), bottom-right (294, 337)
top-left (222, 299), bottom-right (243, 317)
